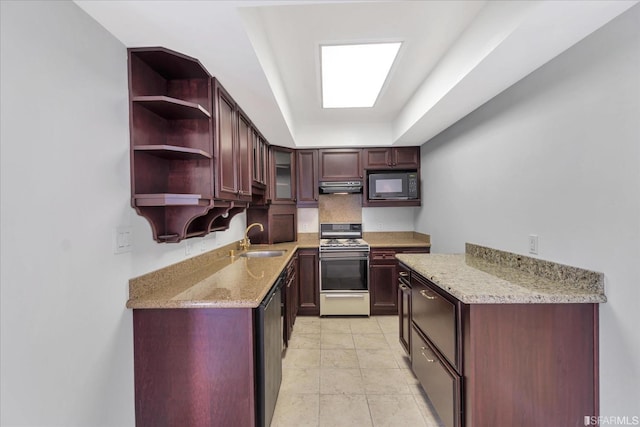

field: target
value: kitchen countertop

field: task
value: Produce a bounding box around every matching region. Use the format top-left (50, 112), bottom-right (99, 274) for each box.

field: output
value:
top-left (127, 232), bottom-right (430, 309)
top-left (396, 243), bottom-right (606, 304)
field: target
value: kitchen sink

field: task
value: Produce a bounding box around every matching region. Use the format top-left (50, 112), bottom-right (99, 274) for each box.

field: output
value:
top-left (240, 250), bottom-right (287, 258)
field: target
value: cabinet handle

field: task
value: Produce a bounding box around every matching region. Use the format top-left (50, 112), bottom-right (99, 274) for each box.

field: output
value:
top-left (419, 290), bottom-right (437, 300)
top-left (420, 347), bottom-right (436, 363)
top-left (399, 271), bottom-right (409, 277)
top-left (399, 283), bottom-right (408, 291)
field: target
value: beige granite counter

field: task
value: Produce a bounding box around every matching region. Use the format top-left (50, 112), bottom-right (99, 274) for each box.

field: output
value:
top-left (364, 231), bottom-right (430, 248)
top-left (396, 243), bottom-right (606, 304)
top-left (127, 231), bottom-right (429, 310)
top-left (127, 240), bottom-right (317, 309)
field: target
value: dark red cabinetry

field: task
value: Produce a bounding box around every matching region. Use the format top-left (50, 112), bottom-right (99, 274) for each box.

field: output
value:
top-left (297, 248), bottom-right (320, 316)
top-left (363, 147), bottom-right (420, 169)
top-left (319, 149), bottom-right (363, 181)
top-left (369, 247), bottom-right (429, 315)
top-left (296, 149), bottom-right (319, 207)
top-left (406, 268), bottom-right (599, 427)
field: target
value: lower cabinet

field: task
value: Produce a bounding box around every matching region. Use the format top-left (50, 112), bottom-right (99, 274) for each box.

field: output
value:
top-left (411, 326), bottom-right (462, 427)
top-left (297, 248), bottom-right (319, 316)
top-left (133, 308), bottom-right (257, 427)
top-left (370, 247), bottom-right (429, 315)
top-left (284, 253), bottom-right (298, 346)
top-left (405, 267), bottom-right (599, 427)
top-left (397, 262), bottom-right (412, 355)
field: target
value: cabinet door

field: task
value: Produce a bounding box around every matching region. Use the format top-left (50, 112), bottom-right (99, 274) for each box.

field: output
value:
top-left (271, 147), bottom-right (296, 203)
top-left (398, 263), bottom-right (411, 355)
top-left (214, 81), bottom-right (239, 200)
top-left (252, 130), bottom-right (268, 187)
top-left (412, 273), bottom-right (459, 371)
top-left (363, 148), bottom-right (391, 169)
top-left (284, 254), bottom-right (299, 345)
top-left (297, 249), bottom-right (319, 316)
top-left (392, 147), bottom-right (420, 169)
top-left (412, 326), bottom-right (462, 427)
top-left (296, 150), bottom-right (318, 207)
top-left (363, 147), bottom-right (420, 169)
top-left (319, 149), bottom-right (363, 181)
top-left (237, 110), bottom-right (252, 201)
top-left (369, 249), bottom-right (399, 315)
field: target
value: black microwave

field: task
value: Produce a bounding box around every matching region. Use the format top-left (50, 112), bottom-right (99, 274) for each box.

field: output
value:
top-left (368, 171), bottom-right (419, 200)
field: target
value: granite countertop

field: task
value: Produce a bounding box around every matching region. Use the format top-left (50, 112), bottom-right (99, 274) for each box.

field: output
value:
top-left (396, 244), bottom-right (606, 304)
top-left (364, 232), bottom-right (431, 248)
top-left (127, 232), bottom-right (430, 310)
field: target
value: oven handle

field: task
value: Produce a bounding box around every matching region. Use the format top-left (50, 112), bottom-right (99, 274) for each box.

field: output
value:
top-left (319, 256), bottom-right (370, 262)
top-left (324, 294), bottom-right (366, 298)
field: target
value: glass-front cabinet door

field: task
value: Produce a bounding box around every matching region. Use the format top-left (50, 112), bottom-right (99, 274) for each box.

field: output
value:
top-left (271, 147), bottom-right (295, 203)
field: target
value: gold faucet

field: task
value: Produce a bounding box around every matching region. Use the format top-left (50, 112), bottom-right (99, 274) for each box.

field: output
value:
top-left (239, 222), bottom-right (264, 251)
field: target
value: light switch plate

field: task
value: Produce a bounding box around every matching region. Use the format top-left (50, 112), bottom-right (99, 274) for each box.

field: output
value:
top-left (115, 226), bottom-right (132, 254)
top-left (528, 235), bottom-right (539, 255)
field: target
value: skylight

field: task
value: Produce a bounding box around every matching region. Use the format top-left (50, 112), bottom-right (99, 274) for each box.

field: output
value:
top-left (321, 42), bottom-right (402, 109)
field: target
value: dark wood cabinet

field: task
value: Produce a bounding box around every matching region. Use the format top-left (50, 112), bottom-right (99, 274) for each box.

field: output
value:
top-left (246, 204), bottom-right (296, 245)
top-left (370, 249), bottom-right (399, 315)
top-left (133, 308), bottom-right (257, 426)
top-left (213, 79), bottom-right (252, 202)
top-left (252, 129), bottom-right (269, 189)
top-left (284, 254), bottom-right (298, 346)
top-left (406, 268), bottom-right (599, 427)
top-left (270, 146), bottom-right (296, 204)
top-left (296, 150), bottom-right (319, 207)
top-left (297, 248), bottom-right (319, 316)
top-left (369, 247), bottom-right (429, 315)
top-left (397, 263), bottom-right (412, 355)
top-left (318, 149), bottom-right (363, 181)
top-left (246, 145), bottom-right (297, 244)
top-left (128, 47), bottom-right (216, 243)
top-left (363, 147), bottom-right (420, 169)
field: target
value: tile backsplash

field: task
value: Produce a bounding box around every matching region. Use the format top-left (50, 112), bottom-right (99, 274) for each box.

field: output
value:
top-left (318, 194), bottom-right (362, 223)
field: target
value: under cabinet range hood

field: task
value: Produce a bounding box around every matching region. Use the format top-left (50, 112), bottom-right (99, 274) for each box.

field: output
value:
top-left (319, 181), bottom-right (363, 194)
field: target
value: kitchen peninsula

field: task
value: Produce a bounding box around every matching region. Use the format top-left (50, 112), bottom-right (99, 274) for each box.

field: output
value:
top-left (397, 243), bottom-right (606, 427)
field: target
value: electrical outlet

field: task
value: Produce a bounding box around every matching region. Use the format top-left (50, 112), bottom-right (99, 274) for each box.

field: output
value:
top-left (377, 222), bottom-right (383, 230)
top-left (528, 235), bottom-right (539, 255)
top-left (185, 241), bottom-right (193, 256)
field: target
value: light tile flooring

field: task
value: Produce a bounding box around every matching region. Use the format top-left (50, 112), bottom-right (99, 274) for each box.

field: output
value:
top-left (271, 315), bottom-right (444, 427)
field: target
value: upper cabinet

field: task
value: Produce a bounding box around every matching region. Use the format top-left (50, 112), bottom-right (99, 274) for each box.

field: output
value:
top-left (213, 79), bottom-right (252, 202)
top-left (128, 47), bottom-right (262, 242)
top-left (296, 150), bottom-right (319, 207)
top-left (252, 129), bottom-right (269, 188)
top-left (128, 47), bottom-right (215, 242)
top-left (270, 146), bottom-right (296, 204)
top-left (319, 149), bottom-right (363, 181)
top-left (363, 147), bottom-right (420, 170)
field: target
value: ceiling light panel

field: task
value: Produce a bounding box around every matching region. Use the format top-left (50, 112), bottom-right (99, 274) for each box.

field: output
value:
top-left (321, 42), bottom-right (401, 109)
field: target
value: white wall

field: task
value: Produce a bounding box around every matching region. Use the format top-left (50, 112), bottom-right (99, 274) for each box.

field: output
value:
top-left (0, 2), bottom-right (245, 425)
top-left (416, 5), bottom-right (640, 416)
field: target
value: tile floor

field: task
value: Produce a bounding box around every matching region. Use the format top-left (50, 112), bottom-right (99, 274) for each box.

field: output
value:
top-left (271, 315), bottom-right (444, 427)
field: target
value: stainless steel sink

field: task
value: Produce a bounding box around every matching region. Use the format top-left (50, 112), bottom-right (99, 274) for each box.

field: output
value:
top-left (240, 250), bottom-right (287, 258)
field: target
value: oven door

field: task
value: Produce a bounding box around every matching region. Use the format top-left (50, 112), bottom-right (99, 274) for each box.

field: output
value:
top-left (319, 252), bottom-right (369, 292)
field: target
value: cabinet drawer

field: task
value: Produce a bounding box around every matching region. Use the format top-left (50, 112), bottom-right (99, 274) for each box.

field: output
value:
top-left (370, 249), bottom-right (396, 262)
top-left (411, 326), bottom-right (461, 427)
top-left (411, 274), bottom-right (458, 370)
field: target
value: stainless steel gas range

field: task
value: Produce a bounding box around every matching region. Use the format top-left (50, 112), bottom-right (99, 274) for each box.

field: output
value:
top-left (319, 223), bottom-right (370, 316)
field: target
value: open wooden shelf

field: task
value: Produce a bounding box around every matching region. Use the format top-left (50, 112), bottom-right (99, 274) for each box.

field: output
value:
top-left (133, 145), bottom-right (212, 160)
top-left (133, 193), bottom-right (212, 207)
top-left (132, 96), bottom-right (211, 119)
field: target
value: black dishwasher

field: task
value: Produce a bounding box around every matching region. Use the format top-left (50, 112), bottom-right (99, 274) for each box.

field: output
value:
top-left (255, 273), bottom-right (284, 427)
